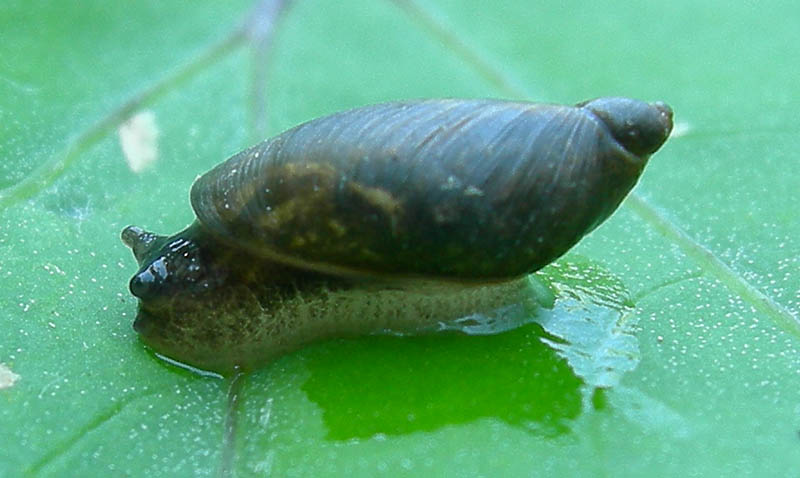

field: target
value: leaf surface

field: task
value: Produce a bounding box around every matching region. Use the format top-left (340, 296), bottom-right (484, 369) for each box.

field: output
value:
top-left (1, 0), bottom-right (799, 476)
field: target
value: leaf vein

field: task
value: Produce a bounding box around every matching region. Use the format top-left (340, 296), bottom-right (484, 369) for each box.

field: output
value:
top-left (26, 390), bottom-right (161, 476)
top-left (0, 29), bottom-right (246, 210)
top-left (397, 0), bottom-right (800, 337)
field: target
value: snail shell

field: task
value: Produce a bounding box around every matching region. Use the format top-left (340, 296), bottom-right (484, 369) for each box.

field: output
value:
top-left (122, 97), bottom-right (673, 373)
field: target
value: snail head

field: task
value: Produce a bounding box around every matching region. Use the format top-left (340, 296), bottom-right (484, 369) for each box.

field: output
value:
top-left (122, 224), bottom-right (241, 366)
top-left (121, 224), bottom-right (227, 304)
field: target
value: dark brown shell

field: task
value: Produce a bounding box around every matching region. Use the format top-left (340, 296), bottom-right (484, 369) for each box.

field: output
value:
top-left (190, 98), bottom-right (672, 281)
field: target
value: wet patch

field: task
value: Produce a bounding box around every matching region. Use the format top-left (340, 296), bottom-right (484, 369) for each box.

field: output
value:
top-left (300, 256), bottom-right (643, 439)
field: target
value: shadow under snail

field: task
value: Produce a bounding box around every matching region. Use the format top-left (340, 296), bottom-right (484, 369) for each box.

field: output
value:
top-left (121, 97), bottom-right (673, 374)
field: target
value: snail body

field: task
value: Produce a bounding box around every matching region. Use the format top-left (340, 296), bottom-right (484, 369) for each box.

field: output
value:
top-left (122, 97), bottom-right (673, 373)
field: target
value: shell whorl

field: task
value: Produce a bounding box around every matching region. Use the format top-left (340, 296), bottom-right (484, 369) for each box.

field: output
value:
top-left (190, 98), bottom-right (667, 281)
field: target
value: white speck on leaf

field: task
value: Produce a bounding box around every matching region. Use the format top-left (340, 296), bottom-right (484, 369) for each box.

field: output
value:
top-left (670, 121), bottom-right (691, 138)
top-left (119, 110), bottom-right (160, 173)
top-left (0, 363), bottom-right (20, 390)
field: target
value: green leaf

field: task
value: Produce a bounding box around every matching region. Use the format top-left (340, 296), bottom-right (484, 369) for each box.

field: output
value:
top-left (2, 0), bottom-right (799, 476)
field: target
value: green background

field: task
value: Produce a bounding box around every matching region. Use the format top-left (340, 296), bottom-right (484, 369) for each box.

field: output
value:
top-left (2, 0), bottom-right (799, 476)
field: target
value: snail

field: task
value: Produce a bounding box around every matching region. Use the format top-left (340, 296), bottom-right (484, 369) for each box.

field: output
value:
top-left (122, 97), bottom-right (673, 374)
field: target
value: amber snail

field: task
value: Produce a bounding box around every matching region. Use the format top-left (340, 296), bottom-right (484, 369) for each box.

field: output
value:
top-left (122, 97), bottom-right (673, 373)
